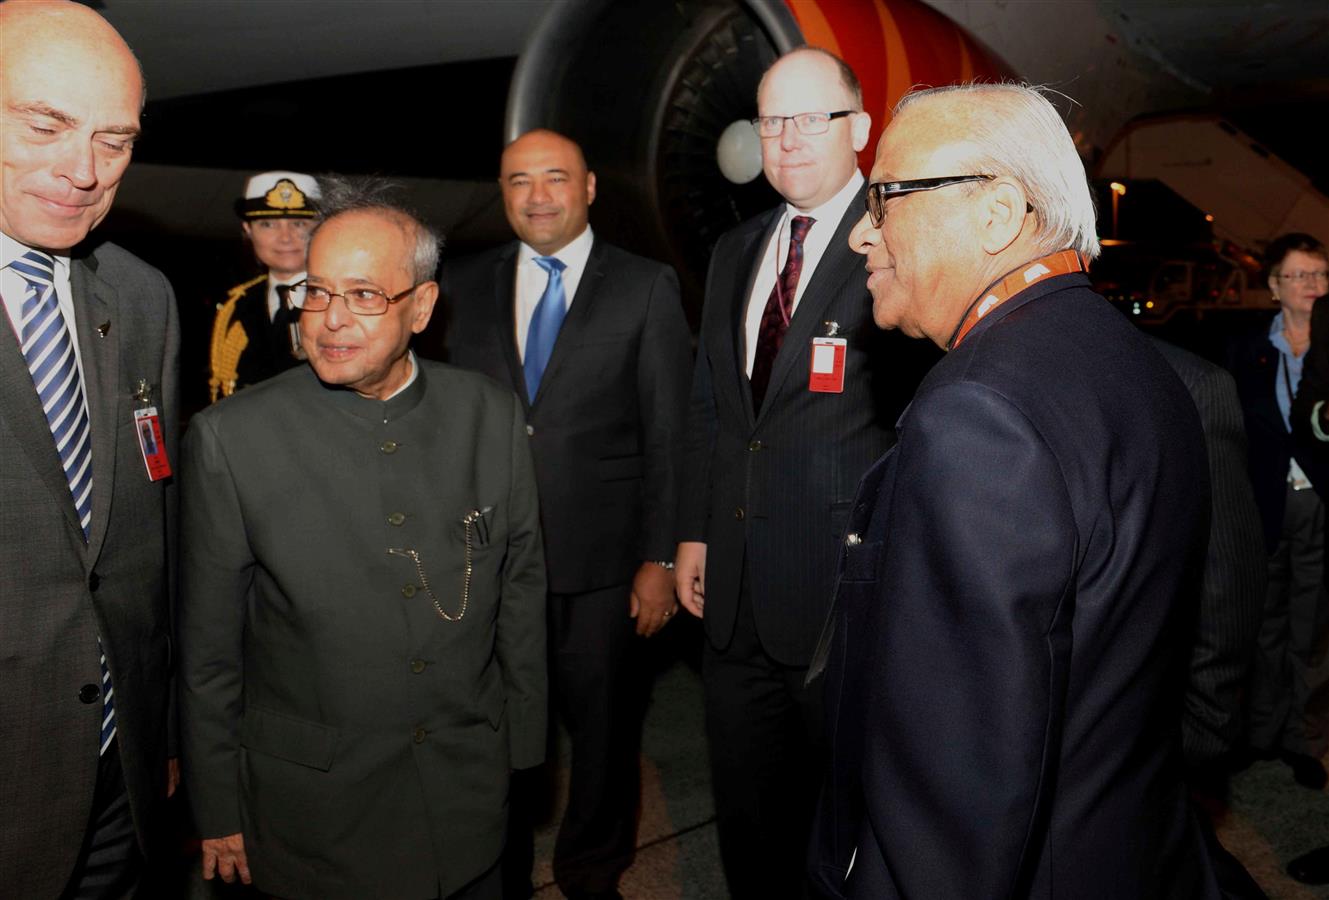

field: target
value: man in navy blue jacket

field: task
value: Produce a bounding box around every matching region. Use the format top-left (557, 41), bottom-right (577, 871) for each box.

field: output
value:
top-left (810, 83), bottom-right (1223, 899)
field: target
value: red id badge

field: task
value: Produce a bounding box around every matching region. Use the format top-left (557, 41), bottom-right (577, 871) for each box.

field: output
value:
top-left (133, 406), bottom-right (172, 481)
top-left (808, 337), bottom-right (847, 393)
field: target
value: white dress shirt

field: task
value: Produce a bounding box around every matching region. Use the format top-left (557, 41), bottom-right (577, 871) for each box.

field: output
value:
top-left (742, 171), bottom-right (865, 376)
top-left (2, 232), bottom-right (87, 386)
top-left (514, 225), bottom-right (594, 362)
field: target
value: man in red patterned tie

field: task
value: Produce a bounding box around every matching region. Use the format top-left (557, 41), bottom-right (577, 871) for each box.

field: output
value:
top-left (674, 47), bottom-right (934, 899)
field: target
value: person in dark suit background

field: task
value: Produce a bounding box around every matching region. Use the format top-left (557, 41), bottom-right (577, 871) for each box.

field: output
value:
top-left (1154, 339), bottom-right (1268, 900)
top-left (810, 83), bottom-right (1222, 899)
top-left (1277, 235), bottom-right (1329, 888)
top-left (208, 170), bottom-right (320, 403)
top-left (1152, 339), bottom-right (1267, 776)
top-left (180, 182), bottom-right (548, 899)
top-left (673, 47), bottom-right (932, 899)
top-left (1230, 233), bottom-right (1329, 790)
top-left (0, 2), bottom-right (178, 896)
top-left (428, 129), bottom-right (691, 900)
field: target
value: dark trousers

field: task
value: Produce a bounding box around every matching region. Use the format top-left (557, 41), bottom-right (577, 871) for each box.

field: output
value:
top-left (1250, 483), bottom-right (1329, 756)
top-left (504, 582), bottom-right (641, 898)
top-left (59, 739), bottom-right (142, 900)
top-left (704, 579), bottom-right (823, 900)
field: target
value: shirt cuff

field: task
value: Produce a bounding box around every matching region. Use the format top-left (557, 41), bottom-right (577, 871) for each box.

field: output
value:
top-left (1312, 401), bottom-right (1329, 442)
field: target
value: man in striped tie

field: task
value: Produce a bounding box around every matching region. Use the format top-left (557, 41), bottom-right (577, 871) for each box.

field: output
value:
top-left (0, 2), bottom-right (179, 896)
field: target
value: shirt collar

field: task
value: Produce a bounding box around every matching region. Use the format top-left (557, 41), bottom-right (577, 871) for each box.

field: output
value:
top-left (783, 170), bottom-right (865, 226)
top-left (1270, 312), bottom-right (1292, 356)
top-left (517, 225), bottom-right (594, 270)
top-left (1, 232), bottom-right (71, 275)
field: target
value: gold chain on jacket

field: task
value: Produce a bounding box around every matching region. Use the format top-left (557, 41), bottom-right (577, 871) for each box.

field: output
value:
top-left (387, 508), bottom-right (491, 622)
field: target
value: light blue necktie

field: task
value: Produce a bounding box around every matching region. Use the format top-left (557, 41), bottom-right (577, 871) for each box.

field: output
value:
top-left (13, 249), bottom-right (115, 756)
top-left (523, 256), bottom-right (567, 402)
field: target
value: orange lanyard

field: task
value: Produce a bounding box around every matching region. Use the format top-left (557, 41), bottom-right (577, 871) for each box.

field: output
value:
top-left (949, 250), bottom-right (1087, 349)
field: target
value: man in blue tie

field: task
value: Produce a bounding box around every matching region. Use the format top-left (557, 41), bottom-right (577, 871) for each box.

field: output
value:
top-left (429, 129), bottom-right (693, 900)
top-left (0, 1), bottom-right (179, 896)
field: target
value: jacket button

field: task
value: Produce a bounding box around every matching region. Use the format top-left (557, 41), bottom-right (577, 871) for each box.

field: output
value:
top-left (402, 584), bottom-right (417, 598)
top-left (412, 727), bottom-right (427, 744)
top-left (380, 440), bottom-right (399, 454)
top-left (387, 512), bottom-right (406, 526)
top-left (88, 573), bottom-right (101, 591)
top-left (748, 440), bottom-right (763, 451)
top-left (734, 507), bottom-right (745, 520)
top-left (78, 684), bottom-right (100, 704)
top-left (410, 659), bottom-right (426, 674)
top-left (525, 424), bottom-right (535, 436)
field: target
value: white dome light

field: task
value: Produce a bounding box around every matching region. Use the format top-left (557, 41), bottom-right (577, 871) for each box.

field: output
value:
top-left (716, 119), bottom-right (763, 184)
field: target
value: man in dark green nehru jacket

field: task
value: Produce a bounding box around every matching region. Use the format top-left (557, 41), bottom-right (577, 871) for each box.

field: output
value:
top-left (179, 177), bottom-right (547, 900)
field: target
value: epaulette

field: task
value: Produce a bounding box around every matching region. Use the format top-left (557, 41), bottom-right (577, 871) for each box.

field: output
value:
top-left (208, 274), bottom-right (267, 403)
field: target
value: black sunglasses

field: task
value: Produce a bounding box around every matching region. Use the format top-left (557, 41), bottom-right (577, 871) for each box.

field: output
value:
top-left (864, 175), bottom-right (993, 227)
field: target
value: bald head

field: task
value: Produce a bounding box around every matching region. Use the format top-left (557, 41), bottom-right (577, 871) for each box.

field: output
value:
top-left (755, 48), bottom-right (870, 210)
top-left (0, 0), bottom-right (144, 252)
top-left (500, 129), bottom-right (596, 256)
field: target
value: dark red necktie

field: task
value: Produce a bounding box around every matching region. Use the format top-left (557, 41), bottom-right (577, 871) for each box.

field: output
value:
top-left (750, 214), bottom-right (814, 410)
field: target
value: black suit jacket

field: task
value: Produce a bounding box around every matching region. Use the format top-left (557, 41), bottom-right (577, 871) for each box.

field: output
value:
top-left (1287, 296), bottom-right (1329, 505)
top-left (429, 237), bottom-right (692, 594)
top-left (811, 276), bottom-right (1220, 899)
top-left (1154, 339), bottom-right (1265, 769)
top-left (677, 199), bottom-right (933, 665)
top-left (1229, 319), bottom-right (1323, 550)
top-left (0, 242), bottom-right (178, 896)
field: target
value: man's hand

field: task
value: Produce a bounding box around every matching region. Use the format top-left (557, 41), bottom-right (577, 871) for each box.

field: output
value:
top-left (630, 562), bottom-right (678, 637)
top-left (166, 758), bottom-right (180, 798)
top-left (675, 541), bottom-right (707, 618)
top-left (202, 833), bottom-right (251, 885)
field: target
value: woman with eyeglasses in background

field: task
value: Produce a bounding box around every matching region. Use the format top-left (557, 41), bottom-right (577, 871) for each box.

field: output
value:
top-left (1227, 232), bottom-right (1329, 795)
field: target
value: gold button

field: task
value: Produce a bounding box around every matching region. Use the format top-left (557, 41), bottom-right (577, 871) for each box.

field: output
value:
top-left (410, 659), bottom-right (426, 674)
top-left (387, 512), bottom-right (406, 526)
top-left (380, 440), bottom-right (398, 454)
top-left (748, 440), bottom-right (763, 451)
top-left (402, 584), bottom-right (417, 598)
top-left (734, 507), bottom-right (745, 520)
top-left (412, 727), bottom-right (426, 744)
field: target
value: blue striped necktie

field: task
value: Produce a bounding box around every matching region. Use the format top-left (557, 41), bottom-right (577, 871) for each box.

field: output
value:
top-left (12, 249), bottom-right (115, 756)
top-left (523, 256), bottom-right (567, 402)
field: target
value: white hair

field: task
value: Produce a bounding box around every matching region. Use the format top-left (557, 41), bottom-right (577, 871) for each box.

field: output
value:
top-left (896, 83), bottom-right (1101, 260)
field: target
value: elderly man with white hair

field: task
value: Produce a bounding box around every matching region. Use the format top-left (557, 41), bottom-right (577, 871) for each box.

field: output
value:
top-left (808, 83), bottom-right (1224, 899)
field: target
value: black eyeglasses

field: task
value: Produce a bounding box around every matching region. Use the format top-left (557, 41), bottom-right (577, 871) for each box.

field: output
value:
top-left (751, 110), bottom-right (856, 138)
top-left (864, 175), bottom-right (993, 227)
top-left (284, 280), bottom-right (424, 316)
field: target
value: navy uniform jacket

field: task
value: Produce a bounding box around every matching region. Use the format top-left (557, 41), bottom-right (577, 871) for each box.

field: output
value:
top-left (811, 274), bottom-right (1222, 899)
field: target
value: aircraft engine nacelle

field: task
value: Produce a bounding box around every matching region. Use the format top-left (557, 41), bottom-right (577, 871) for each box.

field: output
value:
top-left (505, 0), bottom-right (1009, 312)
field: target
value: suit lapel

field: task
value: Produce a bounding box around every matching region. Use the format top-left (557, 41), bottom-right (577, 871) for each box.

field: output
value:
top-left (722, 209), bottom-right (781, 429)
top-left (70, 254), bottom-right (119, 565)
top-left (529, 238), bottom-right (606, 409)
top-left (0, 284), bottom-right (86, 539)
top-left (757, 201), bottom-right (862, 422)
top-left (490, 244), bottom-right (528, 406)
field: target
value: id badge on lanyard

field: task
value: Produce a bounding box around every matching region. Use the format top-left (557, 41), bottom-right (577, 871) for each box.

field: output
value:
top-left (132, 379), bottom-right (171, 481)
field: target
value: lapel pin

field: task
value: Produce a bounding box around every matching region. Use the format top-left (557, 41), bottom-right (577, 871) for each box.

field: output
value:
top-left (97, 321), bottom-right (111, 337)
top-left (823, 320), bottom-right (840, 337)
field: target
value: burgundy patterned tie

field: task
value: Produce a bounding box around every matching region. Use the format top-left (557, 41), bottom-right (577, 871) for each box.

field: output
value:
top-left (750, 215), bottom-right (814, 410)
